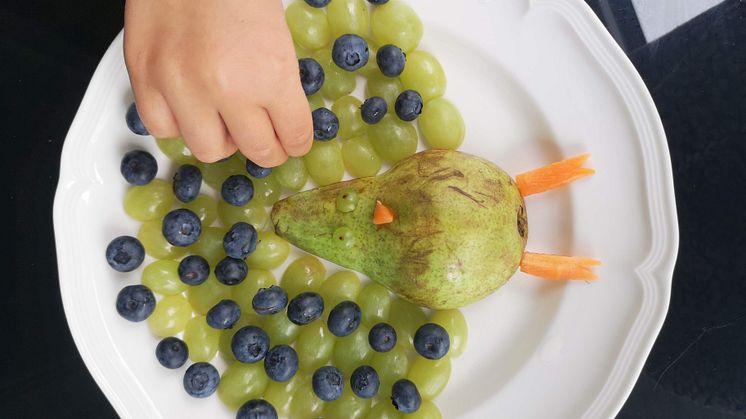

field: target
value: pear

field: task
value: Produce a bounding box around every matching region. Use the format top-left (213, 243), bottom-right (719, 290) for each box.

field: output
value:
top-left (271, 150), bottom-right (527, 309)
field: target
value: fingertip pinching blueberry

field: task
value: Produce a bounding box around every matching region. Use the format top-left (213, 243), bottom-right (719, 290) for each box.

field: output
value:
top-left (215, 257), bottom-right (248, 286)
top-left (368, 322), bottom-right (397, 352)
top-left (332, 34), bottom-right (369, 71)
top-left (106, 235), bottom-right (145, 272)
top-left (376, 44), bottom-right (406, 77)
top-left (312, 366), bottom-right (344, 401)
top-left (312, 108), bottom-right (340, 141)
top-left (183, 362), bottom-right (220, 398)
top-left (178, 255), bottom-right (210, 286)
top-left (172, 164), bottom-right (202, 203)
top-left (223, 222), bottom-right (259, 259)
top-left (221, 174), bottom-right (254, 206)
top-left (361, 96), bottom-right (388, 124)
top-left (299, 58), bottom-right (325, 96)
top-left (162, 208), bottom-right (202, 247)
top-left (327, 301), bottom-right (362, 337)
top-left (206, 299), bottom-right (242, 330)
top-left (350, 365), bottom-right (380, 399)
top-left (121, 150), bottom-right (157, 185)
top-left (264, 345), bottom-right (299, 382)
top-left (413, 323), bottom-right (450, 360)
top-left (236, 399), bottom-right (278, 419)
top-left (287, 292), bottom-right (325, 325)
top-left (391, 379), bottom-right (422, 413)
top-left (126, 102), bottom-right (149, 136)
top-left (155, 337), bottom-right (189, 369)
top-left (395, 90), bottom-right (423, 122)
top-left (253, 286), bottom-right (289, 316)
top-left (246, 159), bottom-right (273, 179)
top-left (231, 326), bottom-right (270, 364)
top-left (116, 284), bottom-right (156, 322)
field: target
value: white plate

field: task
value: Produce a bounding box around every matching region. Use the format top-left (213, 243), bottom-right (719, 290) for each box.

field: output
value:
top-left (54, 1), bottom-right (678, 418)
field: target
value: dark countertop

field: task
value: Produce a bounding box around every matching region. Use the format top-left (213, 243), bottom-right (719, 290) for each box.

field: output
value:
top-left (2, 0), bottom-right (744, 417)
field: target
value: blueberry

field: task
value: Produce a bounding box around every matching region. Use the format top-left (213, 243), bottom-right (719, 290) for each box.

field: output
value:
top-left (245, 159), bottom-right (273, 179)
top-left (394, 90), bottom-right (423, 121)
top-left (312, 366), bottom-right (344, 401)
top-left (286, 292), bottom-right (324, 325)
top-left (106, 235), bottom-right (145, 272)
top-left (116, 285), bottom-right (156, 322)
top-left (376, 45), bottom-right (406, 77)
top-left (304, 0), bottom-right (330, 7)
top-left (125, 102), bottom-right (149, 135)
top-left (155, 337), bottom-right (189, 369)
top-left (183, 362), bottom-right (220, 398)
top-left (367, 0), bottom-right (389, 4)
top-left (178, 255), bottom-right (210, 286)
top-left (162, 208), bottom-right (202, 247)
top-left (413, 323), bottom-right (450, 360)
top-left (172, 164), bottom-right (202, 203)
top-left (360, 97), bottom-right (388, 124)
top-left (391, 379), bottom-right (421, 413)
top-left (312, 108), bottom-right (339, 141)
top-left (264, 345), bottom-right (299, 382)
top-left (332, 34), bottom-right (369, 71)
top-left (221, 175), bottom-right (254, 206)
top-left (236, 399), bottom-right (278, 419)
top-left (207, 299), bottom-right (242, 330)
top-left (299, 58), bottom-right (325, 96)
top-left (252, 286), bottom-right (289, 315)
top-left (368, 323), bottom-right (397, 352)
top-left (120, 150), bottom-right (157, 185)
top-left (215, 257), bottom-right (248, 285)
top-left (350, 365), bottom-right (380, 399)
top-left (327, 301), bottom-right (362, 337)
top-left (232, 326), bottom-right (270, 363)
top-left (223, 222), bottom-right (258, 259)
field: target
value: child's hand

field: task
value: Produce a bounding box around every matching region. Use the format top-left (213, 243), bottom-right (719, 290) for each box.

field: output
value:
top-left (124, 0), bottom-right (312, 166)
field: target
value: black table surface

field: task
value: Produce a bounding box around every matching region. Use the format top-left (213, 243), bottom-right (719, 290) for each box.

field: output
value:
top-left (2, 0), bottom-right (745, 417)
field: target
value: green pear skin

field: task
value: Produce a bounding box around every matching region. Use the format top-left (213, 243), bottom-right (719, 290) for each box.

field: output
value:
top-left (271, 150), bottom-right (527, 309)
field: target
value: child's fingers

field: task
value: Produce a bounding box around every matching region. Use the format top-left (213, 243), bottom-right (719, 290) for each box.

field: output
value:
top-left (266, 84), bottom-right (313, 157)
top-left (222, 106), bottom-right (288, 167)
top-left (164, 95), bottom-right (236, 163)
top-left (130, 87), bottom-right (180, 139)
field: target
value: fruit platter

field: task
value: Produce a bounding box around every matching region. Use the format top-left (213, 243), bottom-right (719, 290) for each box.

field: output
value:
top-left (54, 0), bottom-right (679, 418)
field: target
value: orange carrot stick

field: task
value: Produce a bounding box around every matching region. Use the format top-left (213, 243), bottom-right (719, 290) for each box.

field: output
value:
top-left (520, 252), bottom-right (600, 281)
top-left (516, 153), bottom-right (595, 197)
top-left (373, 200), bottom-right (395, 225)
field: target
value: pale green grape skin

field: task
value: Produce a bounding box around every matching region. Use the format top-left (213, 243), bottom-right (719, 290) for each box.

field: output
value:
top-left (246, 231), bottom-right (291, 270)
top-left (275, 157), bottom-right (310, 192)
top-left (327, 0), bottom-right (370, 38)
top-left (217, 199), bottom-right (268, 230)
top-left (217, 362), bottom-right (269, 410)
top-left (141, 260), bottom-right (187, 296)
top-left (265, 374), bottom-right (304, 417)
top-left (406, 401), bottom-right (442, 419)
top-left (183, 194), bottom-right (218, 227)
top-left (295, 42), bottom-right (310, 58)
top-left (407, 356), bottom-right (451, 400)
top-left (183, 315), bottom-right (220, 362)
top-left (430, 309), bottom-right (468, 357)
top-left (304, 140), bottom-right (345, 186)
top-left (359, 282), bottom-right (394, 327)
top-left (286, 0), bottom-right (331, 51)
top-left (370, 344), bottom-right (411, 393)
top-left (399, 51), bottom-right (447, 102)
top-left (296, 321), bottom-right (335, 372)
top-left (190, 226), bottom-right (227, 266)
top-left (281, 255), bottom-right (327, 298)
top-left (156, 137), bottom-right (198, 165)
top-left (123, 179), bottom-right (174, 222)
top-left (197, 154), bottom-right (245, 189)
top-left (389, 298), bottom-right (427, 345)
top-left (137, 219), bottom-right (186, 260)
top-left (371, 0), bottom-right (423, 53)
top-left (358, 42), bottom-right (379, 77)
top-left (332, 325), bottom-right (372, 375)
top-left (320, 270), bottom-right (362, 317)
top-left (333, 96), bottom-right (365, 140)
top-left (187, 274), bottom-right (233, 315)
top-left (313, 49), bottom-right (357, 101)
top-left (342, 135), bottom-right (382, 178)
top-left (147, 295), bottom-right (192, 337)
top-left (264, 311), bottom-right (302, 346)
top-left (418, 98), bottom-right (465, 150)
top-left (323, 387), bottom-right (372, 419)
top-left (289, 377), bottom-right (324, 419)
top-left (365, 72), bottom-right (403, 109)
top-left (368, 114), bottom-right (418, 164)
top-left (308, 93), bottom-right (326, 112)
top-left (251, 174), bottom-right (282, 206)
top-left (232, 269), bottom-right (277, 314)
top-left (366, 402), bottom-right (402, 419)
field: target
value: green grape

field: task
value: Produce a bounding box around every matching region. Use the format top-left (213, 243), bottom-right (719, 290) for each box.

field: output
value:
top-left (275, 157), bottom-right (309, 192)
top-left (327, 0), bottom-right (369, 38)
top-left (407, 401), bottom-right (442, 419)
top-left (217, 199), bottom-right (269, 229)
top-left (141, 260), bottom-right (187, 296)
top-left (265, 373), bottom-right (304, 417)
top-left (232, 269), bottom-right (277, 314)
top-left (251, 174), bottom-right (282, 206)
top-left (408, 356), bottom-right (451, 400)
top-left (371, 0), bottom-right (423, 53)
top-left (313, 49), bottom-right (357, 101)
top-left (366, 402), bottom-right (402, 419)
top-left (183, 315), bottom-right (220, 362)
top-left (342, 135), bottom-right (382, 178)
top-left (332, 96), bottom-right (365, 140)
top-left (286, 0), bottom-right (331, 51)
top-left (197, 154), bottom-right (245, 189)
top-left (246, 231), bottom-right (291, 269)
top-left (358, 42), bottom-right (379, 77)
top-left (320, 270), bottom-right (362, 317)
top-left (333, 226), bottom-right (355, 249)
top-left (156, 137), bottom-right (198, 165)
top-left (368, 114), bottom-right (418, 164)
top-left (295, 42), bottom-right (309, 58)
top-left (399, 51), bottom-right (447, 102)
top-left (296, 321), bottom-right (335, 372)
top-left (190, 226), bottom-right (227, 266)
top-left (281, 255), bottom-right (326, 298)
top-left (336, 188), bottom-right (359, 213)
top-left (147, 295), bottom-right (192, 337)
top-left (289, 377), bottom-right (324, 419)
top-left (370, 344), bottom-right (411, 392)
top-left (217, 361), bottom-right (269, 410)
top-left (138, 219), bottom-right (186, 260)
top-left (183, 194), bottom-right (218, 227)
top-left (389, 298), bottom-right (427, 345)
top-left (264, 311), bottom-right (302, 346)
top-left (359, 282), bottom-right (393, 326)
top-left (332, 325), bottom-right (372, 375)
top-left (187, 274), bottom-right (233, 315)
top-left (418, 98), bottom-right (465, 150)
top-left (365, 72), bottom-right (403, 109)
top-left (430, 309), bottom-right (468, 358)
top-left (123, 179), bottom-right (174, 221)
top-left (304, 140), bottom-right (345, 186)
top-left (323, 387), bottom-right (372, 419)
top-left (308, 93), bottom-right (326, 112)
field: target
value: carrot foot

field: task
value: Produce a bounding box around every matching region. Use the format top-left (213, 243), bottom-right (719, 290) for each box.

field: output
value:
top-left (516, 153), bottom-right (595, 197)
top-left (520, 252), bottom-right (600, 281)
